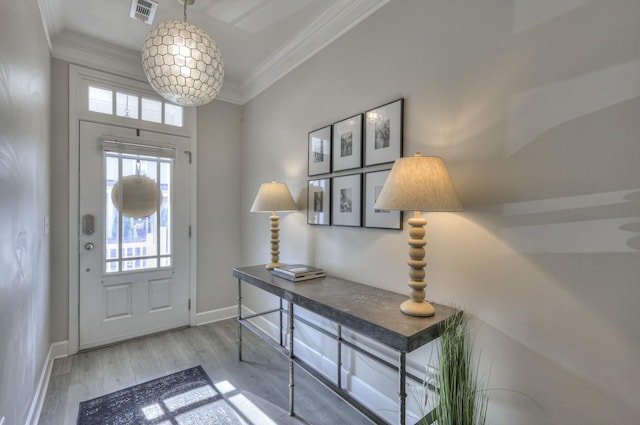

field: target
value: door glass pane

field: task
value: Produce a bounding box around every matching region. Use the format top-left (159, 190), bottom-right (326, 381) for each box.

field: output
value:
top-left (105, 156), bottom-right (119, 260)
top-left (116, 92), bottom-right (139, 119)
top-left (159, 161), bottom-right (171, 256)
top-left (105, 152), bottom-right (173, 273)
top-left (120, 157), bottom-right (158, 259)
top-left (122, 258), bottom-right (158, 272)
top-left (106, 260), bottom-right (119, 273)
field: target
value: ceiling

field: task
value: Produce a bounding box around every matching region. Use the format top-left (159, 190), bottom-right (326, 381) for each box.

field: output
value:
top-left (40, 0), bottom-right (390, 104)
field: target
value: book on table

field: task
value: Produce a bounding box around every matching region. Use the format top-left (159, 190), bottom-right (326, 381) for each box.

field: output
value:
top-left (272, 264), bottom-right (326, 281)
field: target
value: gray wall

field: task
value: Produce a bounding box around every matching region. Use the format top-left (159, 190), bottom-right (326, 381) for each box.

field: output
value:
top-left (196, 100), bottom-right (243, 312)
top-left (50, 58), bottom-right (70, 342)
top-left (0, 1), bottom-right (52, 424)
top-left (239, 1), bottom-right (640, 424)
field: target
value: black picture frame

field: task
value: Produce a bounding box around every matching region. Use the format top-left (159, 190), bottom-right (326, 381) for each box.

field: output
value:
top-left (307, 178), bottom-right (331, 225)
top-left (331, 173), bottom-right (362, 227)
top-left (364, 169), bottom-right (402, 230)
top-left (364, 98), bottom-right (404, 166)
top-left (308, 125), bottom-right (332, 176)
top-left (332, 114), bottom-right (363, 172)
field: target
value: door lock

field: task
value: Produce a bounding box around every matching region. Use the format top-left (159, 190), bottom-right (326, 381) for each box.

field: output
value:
top-left (82, 214), bottom-right (95, 235)
top-left (84, 242), bottom-right (95, 251)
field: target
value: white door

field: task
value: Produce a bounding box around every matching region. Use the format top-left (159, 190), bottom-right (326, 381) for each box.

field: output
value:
top-left (78, 121), bottom-right (191, 350)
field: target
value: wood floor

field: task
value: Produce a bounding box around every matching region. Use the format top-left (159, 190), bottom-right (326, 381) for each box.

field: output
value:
top-left (38, 318), bottom-right (374, 425)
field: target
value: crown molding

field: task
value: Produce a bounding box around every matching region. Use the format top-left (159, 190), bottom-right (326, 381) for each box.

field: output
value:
top-left (52, 31), bottom-right (147, 82)
top-left (239, 0), bottom-right (392, 103)
top-left (37, 0), bottom-right (64, 51)
top-left (215, 81), bottom-right (244, 105)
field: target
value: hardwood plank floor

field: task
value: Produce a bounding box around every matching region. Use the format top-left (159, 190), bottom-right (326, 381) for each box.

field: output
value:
top-left (38, 319), bottom-right (374, 425)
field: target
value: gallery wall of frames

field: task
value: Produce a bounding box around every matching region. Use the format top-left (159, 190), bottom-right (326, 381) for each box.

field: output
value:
top-left (307, 98), bottom-right (404, 230)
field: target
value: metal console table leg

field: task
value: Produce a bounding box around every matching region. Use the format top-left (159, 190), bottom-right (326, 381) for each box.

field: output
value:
top-left (288, 301), bottom-right (295, 416)
top-left (399, 351), bottom-right (407, 425)
top-left (237, 278), bottom-right (242, 361)
top-left (337, 325), bottom-right (342, 389)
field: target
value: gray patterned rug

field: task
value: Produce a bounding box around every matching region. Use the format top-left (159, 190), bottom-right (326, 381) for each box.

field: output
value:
top-left (77, 365), bottom-right (244, 424)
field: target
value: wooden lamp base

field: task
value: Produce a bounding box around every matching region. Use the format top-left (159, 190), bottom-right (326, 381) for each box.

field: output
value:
top-left (401, 211), bottom-right (435, 317)
top-left (266, 212), bottom-right (282, 270)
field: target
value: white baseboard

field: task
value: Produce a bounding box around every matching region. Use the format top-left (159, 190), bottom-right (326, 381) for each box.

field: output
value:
top-left (26, 340), bottom-right (69, 425)
top-left (195, 306), bottom-right (237, 326)
top-left (50, 340), bottom-right (69, 359)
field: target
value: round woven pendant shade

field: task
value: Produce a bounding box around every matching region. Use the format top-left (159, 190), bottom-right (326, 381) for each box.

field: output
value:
top-left (111, 175), bottom-right (159, 218)
top-left (142, 20), bottom-right (224, 107)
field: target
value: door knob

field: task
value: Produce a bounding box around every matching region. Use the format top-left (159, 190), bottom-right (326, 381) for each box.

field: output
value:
top-left (84, 242), bottom-right (95, 251)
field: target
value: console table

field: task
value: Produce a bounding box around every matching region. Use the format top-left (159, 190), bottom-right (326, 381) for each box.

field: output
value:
top-left (233, 265), bottom-right (460, 425)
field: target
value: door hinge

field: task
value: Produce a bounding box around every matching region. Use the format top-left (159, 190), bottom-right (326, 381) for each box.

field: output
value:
top-left (188, 299), bottom-right (191, 310)
top-left (188, 225), bottom-right (191, 237)
top-left (184, 150), bottom-right (192, 164)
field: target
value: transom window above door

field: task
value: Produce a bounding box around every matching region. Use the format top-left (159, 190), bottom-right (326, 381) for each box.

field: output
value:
top-left (89, 86), bottom-right (183, 127)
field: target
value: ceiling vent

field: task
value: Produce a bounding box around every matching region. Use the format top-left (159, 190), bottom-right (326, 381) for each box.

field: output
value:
top-left (130, 0), bottom-right (158, 25)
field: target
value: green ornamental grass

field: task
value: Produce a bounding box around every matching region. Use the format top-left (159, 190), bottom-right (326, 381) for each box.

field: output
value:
top-left (432, 313), bottom-right (488, 425)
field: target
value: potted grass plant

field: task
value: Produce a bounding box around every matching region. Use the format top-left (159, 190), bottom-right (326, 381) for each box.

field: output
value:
top-left (422, 313), bottom-right (488, 425)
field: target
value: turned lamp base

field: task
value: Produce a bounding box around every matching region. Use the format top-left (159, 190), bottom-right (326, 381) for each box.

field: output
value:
top-left (265, 212), bottom-right (282, 270)
top-left (400, 299), bottom-right (435, 317)
top-left (401, 211), bottom-right (435, 317)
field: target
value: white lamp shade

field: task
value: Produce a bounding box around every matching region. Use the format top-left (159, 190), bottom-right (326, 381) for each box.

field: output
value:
top-left (142, 20), bottom-right (224, 107)
top-left (250, 181), bottom-right (297, 212)
top-left (374, 154), bottom-right (462, 212)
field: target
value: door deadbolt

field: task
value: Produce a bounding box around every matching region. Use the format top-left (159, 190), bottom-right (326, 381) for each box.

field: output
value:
top-left (82, 214), bottom-right (95, 235)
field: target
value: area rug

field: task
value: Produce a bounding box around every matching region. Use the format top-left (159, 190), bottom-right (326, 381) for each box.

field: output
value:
top-left (77, 365), bottom-right (244, 425)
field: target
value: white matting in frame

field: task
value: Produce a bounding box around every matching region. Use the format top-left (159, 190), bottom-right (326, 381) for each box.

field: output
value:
top-left (364, 169), bottom-right (402, 229)
top-left (307, 178), bottom-right (331, 225)
top-left (308, 125), bottom-right (332, 176)
top-left (332, 114), bottom-right (362, 172)
top-left (364, 98), bottom-right (404, 166)
top-left (331, 173), bottom-right (362, 227)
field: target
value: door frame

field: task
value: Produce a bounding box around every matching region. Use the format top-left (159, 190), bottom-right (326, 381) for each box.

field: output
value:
top-left (68, 65), bottom-right (198, 354)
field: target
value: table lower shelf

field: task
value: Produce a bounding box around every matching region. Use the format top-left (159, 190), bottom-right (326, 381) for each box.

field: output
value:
top-left (238, 313), bottom-right (434, 425)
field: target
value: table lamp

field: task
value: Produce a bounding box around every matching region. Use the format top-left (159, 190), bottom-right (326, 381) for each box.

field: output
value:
top-left (374, 153), bottom-right (463, 317)
top-left (250, 181), bottom-right (297, 270)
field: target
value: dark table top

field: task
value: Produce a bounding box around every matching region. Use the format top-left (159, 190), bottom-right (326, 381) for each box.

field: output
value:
top-left (233, 265), bottom-right (461, 352)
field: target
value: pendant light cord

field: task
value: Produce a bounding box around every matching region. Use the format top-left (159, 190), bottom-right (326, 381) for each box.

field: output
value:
top-left (183, 0), bottom-right (187, 22)
top-left (135, 159), bottom-right (142, 183)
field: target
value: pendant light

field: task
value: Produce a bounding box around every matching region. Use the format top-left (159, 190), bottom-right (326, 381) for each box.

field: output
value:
top-left (111, 160), bottom-right (159, 218)
top-left (142, 0), bottom-right (224, 107)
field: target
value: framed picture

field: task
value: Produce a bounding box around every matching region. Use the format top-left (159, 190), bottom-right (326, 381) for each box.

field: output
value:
top-left (307, 178), bottom-right (331, 225)
top-left (364, 170), bottom-right (402, 230)
top-left (332, 114), bottom-right (362, 172)
top-left (364, 98), bottom-right (404, 166)
top-left (308, 125), bottom-right (332, 176)
top-left (331, 173), bottom-right (362, 227)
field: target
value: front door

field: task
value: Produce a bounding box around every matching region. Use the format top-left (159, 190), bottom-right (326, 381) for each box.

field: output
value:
top-left (78, 121), bottom-right (191, 350)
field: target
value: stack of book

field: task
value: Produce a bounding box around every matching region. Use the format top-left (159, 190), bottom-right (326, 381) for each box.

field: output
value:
top-left (272, 264), bottom-right (326, 282)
